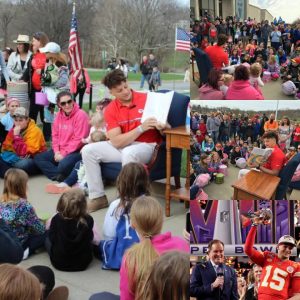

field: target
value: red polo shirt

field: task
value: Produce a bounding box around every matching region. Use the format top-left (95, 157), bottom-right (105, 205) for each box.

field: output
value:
top-left (205, 45), bottom-right (229, 69)
top-left (104, 90), bottom-right (162, 144)
top-left (262, 145), bottom-right (286, 170)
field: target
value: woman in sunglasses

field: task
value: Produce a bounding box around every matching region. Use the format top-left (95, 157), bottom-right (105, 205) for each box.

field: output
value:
top-left (34, 91), bottom-right (89, 182)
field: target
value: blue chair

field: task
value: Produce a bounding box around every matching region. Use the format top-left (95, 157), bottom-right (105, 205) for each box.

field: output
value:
top-left (192, 47), bottom-right (213, 87)
top-left (101, 91), bottom-right (190, 183)
top-left (275, 153), bottom-right (300, 199)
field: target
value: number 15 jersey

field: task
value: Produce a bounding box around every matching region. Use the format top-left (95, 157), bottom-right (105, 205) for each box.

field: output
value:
top-left (244, 226), bottom-right (300, 299)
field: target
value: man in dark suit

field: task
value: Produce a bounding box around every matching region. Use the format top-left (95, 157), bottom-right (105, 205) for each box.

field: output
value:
top-left (190, 239), bottom-right (238, 300)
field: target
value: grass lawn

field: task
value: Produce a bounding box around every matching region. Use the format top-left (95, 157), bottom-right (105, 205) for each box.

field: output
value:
top-left (87, 69), bottom-right (184, 82)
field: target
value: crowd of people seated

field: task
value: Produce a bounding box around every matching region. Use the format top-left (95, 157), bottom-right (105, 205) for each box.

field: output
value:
top-left (191, 15), bottom-right (300, 100)
top-left (190, 109), bottom-right (300, 197)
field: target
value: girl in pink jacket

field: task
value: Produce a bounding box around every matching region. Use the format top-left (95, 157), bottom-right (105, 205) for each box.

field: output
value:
top-left (226, 65), bottom-right (264, 100)
top-left (119, 196), bottom-right (189, 300)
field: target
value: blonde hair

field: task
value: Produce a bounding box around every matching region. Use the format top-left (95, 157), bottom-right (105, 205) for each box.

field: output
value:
top-left (268, 55), bottom-right (277, 65)
top-left (125, 196), bottom-right (163, 299)
top-left (1, 169), bottom-right (28, 202)
top-left (56, 188), bottom-right (88, 226)
top-left (90, 112), bottom-right (104, 128)
top-left (143, 251), bottom-right (189, 300)
top-left (0, 264), bottom-right (41, 300)
top-left (223, 74), bottom-right (233, 86)
top-left (250, 63), bottom-right (262, 77)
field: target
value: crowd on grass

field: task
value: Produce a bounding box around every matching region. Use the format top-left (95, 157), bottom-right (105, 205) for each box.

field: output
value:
top-left (191, 15), bottom-right (300, 100)
top-left (190, 110), bottom-right (300, 199)
top-left (0, 32), bottom-right (188, 300)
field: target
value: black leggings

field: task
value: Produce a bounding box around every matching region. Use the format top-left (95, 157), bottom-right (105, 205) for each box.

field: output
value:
top-left (74, 88), bottom-right (86, 109)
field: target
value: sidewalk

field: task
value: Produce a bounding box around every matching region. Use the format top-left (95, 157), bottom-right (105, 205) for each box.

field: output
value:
top-left (0, 176), bottom-right (187, 300)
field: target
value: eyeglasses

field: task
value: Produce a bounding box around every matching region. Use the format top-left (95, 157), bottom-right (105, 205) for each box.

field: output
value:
top-left (59, 99), bottom-right (73, 107)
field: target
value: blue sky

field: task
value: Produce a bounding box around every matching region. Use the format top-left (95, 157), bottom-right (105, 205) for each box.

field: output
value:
top-left (249, 0), bottom-right (300, 23)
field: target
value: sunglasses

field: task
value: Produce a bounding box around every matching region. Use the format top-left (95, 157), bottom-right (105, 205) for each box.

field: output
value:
top-left (59, 99), bottom-right (73, 107)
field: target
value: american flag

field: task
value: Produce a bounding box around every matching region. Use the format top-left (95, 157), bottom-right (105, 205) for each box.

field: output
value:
top-left (69, 4), bottom-right (83, 80)
top-left (175, 27), bottom-right (190, 52)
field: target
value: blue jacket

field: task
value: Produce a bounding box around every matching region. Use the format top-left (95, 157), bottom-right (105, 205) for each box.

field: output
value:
top-left (190, 260), bottom-right (238, 300)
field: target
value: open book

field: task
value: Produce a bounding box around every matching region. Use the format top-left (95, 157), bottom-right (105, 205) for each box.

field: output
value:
top-left (141, 91), bottom-right (174, 126)
top-left (247, 147), bottom-right (273, 166)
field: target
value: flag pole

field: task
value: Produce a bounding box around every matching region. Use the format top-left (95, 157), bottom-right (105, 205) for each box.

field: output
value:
top-left (173, 26), bottom-right (177, 91)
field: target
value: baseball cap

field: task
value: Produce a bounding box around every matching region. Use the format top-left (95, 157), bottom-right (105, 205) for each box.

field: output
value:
top-left (39, 42), bottom-right (61, 53)
top-left (13, 107), bottom-right (28, 118)
top-left (277, 235), bottom-right (296, 247)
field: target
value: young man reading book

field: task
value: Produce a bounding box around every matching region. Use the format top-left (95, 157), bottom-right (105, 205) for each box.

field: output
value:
top-left (81, 69), bottom-right (168, 212)
top-left (238, 131), bottom-right (286, 179)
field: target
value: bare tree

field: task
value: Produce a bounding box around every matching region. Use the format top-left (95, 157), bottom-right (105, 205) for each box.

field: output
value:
top-left (0, 0), bottom-right (17, 47)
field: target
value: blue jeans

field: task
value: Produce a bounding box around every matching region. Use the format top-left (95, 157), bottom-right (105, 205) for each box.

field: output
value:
top-left (34, 149), bottom-right (81, 180)
top-left (140, 74), bottom-right (149, 88)
top-left (0, 157), bottom-right (40, 178)
top-left (64, 160), bottom-right (82, 186)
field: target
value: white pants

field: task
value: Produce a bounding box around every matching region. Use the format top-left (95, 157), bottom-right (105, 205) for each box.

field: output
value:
top-left (81, 141), bottom-right (156, 199)
top-left (238, 169), bottom-right (250, 179)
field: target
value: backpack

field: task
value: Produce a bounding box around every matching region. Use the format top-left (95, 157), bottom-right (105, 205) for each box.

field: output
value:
top-left (99, 214), bottom-right (139, 270)
top-left (235, 157), bottom-right (247, 169)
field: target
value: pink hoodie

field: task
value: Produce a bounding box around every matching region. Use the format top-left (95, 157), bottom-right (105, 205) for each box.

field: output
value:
top-left (225, 80), bottom-right (264, 100)
top-left (119, 231), bottom-right (189, 300)
top-left (199, 84), bottom-right (224, 100)
top-left (52, 103), bottom-right (90, 156)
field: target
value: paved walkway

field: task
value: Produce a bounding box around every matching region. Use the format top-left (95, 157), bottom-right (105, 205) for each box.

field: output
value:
top-left (0, 176), bottom-right (187, 300)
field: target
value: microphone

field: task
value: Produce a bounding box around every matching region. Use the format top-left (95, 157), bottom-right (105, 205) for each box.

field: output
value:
top-left (216, 264), bottom-right (224, 277)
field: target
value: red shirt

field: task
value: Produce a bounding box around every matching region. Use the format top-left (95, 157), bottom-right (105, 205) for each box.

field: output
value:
top-left (262, 145), bottom-right (286, 171)
top-left (31, 52), bottom-right (46, 91)
top-left (104, 90), bottom-right (162, 144)
top-left (245, 226), bottom-right (300, 300)
top-left (293, 127), bottom-right (300, 142)
top-left (205, 45), bottom-right (229, 69)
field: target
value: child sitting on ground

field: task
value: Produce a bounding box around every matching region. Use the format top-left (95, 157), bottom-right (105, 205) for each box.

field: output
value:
top-left (82, 112), bottom-right (106, 144)
top-left (267, 55), bottom-right (280, 80)
top-left (100, 162), bottom-right (148, 269)
top-left (0, 98), bottom-right (20, 145)
top-left (0, 169), bottom-right (45, 258)
top-left (229, 48), bottom-right (241, 65)
top-left (230, 145), bottom-right (244, 165)
top-left (250, 63), bottom-right (264, 88)
top-left (120, 196), bottom-right (189, 300)
top-left (46, 188), bottom-right (94, 271)
top-left (209, 151), bottom-right (221, 172)
top-left (201, 136), bottom-right (214, 154)
top-left (219, 74), bottom-right (233, 96)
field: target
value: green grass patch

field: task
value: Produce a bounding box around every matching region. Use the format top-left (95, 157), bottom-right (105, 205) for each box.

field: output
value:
top-left (180, 150), bottom-right (187, 178)
top-left (161, 51), bottom-right (189, 72)
top-left (87, 70), bottom-right (184, 82)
